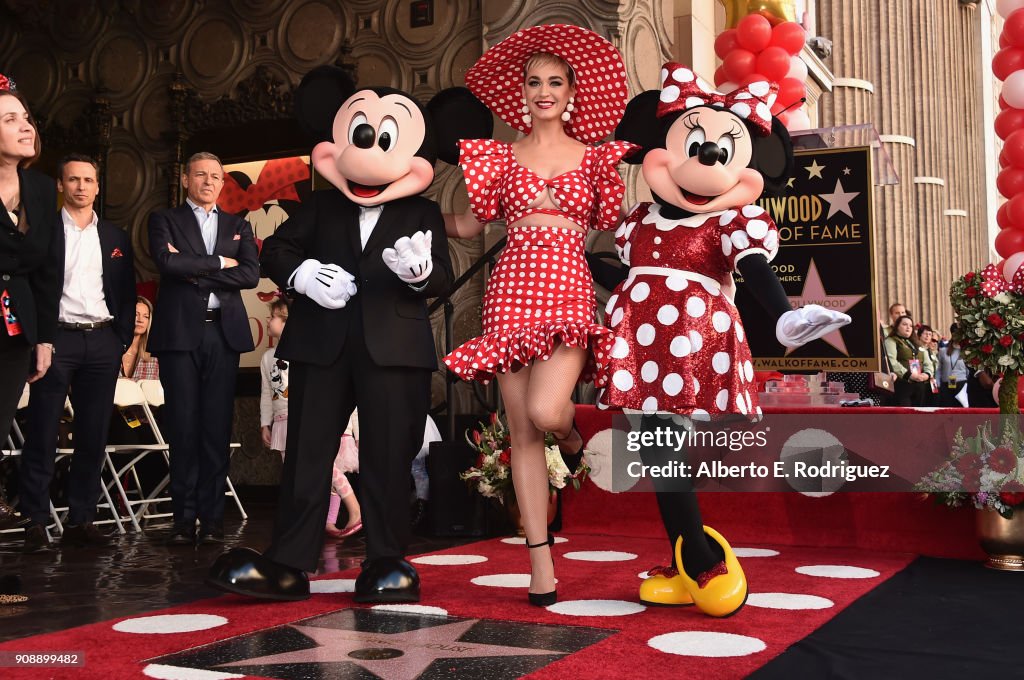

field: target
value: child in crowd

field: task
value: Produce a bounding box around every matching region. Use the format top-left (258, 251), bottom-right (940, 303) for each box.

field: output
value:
top-left (260, 298), bottom-right (362, 539)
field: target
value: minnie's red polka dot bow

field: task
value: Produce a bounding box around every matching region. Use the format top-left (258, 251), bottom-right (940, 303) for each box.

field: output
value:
top-left (656, 62), bottom-right (777, 136)
top-left (979, 263), bottom-right (1024, 297)
top-left (0, 74), bottom-right (16, 92)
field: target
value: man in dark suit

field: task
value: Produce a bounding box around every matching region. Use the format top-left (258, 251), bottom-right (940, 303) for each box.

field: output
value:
top-left (18, 154), bottom-right (136, 552)
top-left (147, 151), bottom-right (259, 546)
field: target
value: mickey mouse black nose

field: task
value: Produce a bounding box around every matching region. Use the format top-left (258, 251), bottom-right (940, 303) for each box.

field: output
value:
top-left (698, 141), bottom-right (723, 166)
top-left (352, 123), bottom-right (375, 149)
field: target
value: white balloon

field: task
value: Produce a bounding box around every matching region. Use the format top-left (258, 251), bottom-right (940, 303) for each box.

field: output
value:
top-left (787, 108), bottom-right (812, 131)
top-left (787, 56), bottom-right (808, 81)
top-left (719, 81), bottom-right (739, 94)
top-left (998, 0), bottom-right (1024, 19)
top-left (1004, 252), bottom-right (1024, 282)
top-left (1004, 71), bottom-right (1024, 108)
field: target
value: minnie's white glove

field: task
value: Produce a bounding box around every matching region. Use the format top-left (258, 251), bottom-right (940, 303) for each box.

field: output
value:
top-left (776, 304), bottom-right (851, 349)
top-left (291, 259), bottom-right (357, 309)
top-left (382, 231), bottom-right (433, 284)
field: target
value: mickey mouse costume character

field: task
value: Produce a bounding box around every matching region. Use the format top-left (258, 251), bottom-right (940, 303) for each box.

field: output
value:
top-left (443, 24), bottom-right (635, 606)
top-left (601, 64), bottom-right (850, 617)
top-left (208, 68), bottom-right (491, 603)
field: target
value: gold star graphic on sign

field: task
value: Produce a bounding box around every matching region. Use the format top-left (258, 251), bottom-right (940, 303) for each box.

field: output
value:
top-left (804, 159), bottom-right (825, 180)
top-left (819, 178), bottom-right (860, 219)
top-left (787, 177), bottom-right (796, 188)
top-left (842, 167), bottom-right (852, 175)
top-left (785, 259), bottom-right (865, 356)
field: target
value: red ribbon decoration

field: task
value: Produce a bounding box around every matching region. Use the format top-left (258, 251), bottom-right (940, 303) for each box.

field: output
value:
top-left (218, 157), bottom-right (310, 215)
top-left (979, 263), bottom-right (1024, 297)
top-left (656, 62), bottom-right (778, 136)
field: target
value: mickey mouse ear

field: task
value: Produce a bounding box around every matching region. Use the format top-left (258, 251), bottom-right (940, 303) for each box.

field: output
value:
top-left (294, 66), bottom-right (356, 144)
top-left (426, 87), bottom-right (493, 166)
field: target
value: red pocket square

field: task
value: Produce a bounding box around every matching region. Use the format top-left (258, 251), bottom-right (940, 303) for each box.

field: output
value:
top-left (111, 248), bottom-right (123, 258)
top-left (232, 234), bottom-right (241, 240)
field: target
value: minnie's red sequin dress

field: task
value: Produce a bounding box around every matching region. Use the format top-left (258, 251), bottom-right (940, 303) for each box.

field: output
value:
top-left (443, 139), bottom-right (637, 385)
top-left (599, 202), bottom-right (780, 417)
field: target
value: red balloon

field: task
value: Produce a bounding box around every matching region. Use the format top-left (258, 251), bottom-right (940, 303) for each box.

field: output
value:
top-left (1005, 129), bottom-right (1024, 166)
top-left (777, 77), bottom-right (806, 107)
top-left (777, 109), bottom-right (794, 127)
top-left (741, 72), bottom-right (769, 86)
top-left (769, 21), bottom-right (807, 55)
top-left (999, 202), bottom-right (1015, 229)
top-left (1009, 194), bottom-right (1024, 226)
top-left (723, 49), bottom-right (757, 83)
top-left (1006, 9), bottom-right (1024, 48)
top-left (1002, 31), bottom-right (1012, 49)
top-left (993, 47), bottom-right (1024, 81)
top-left (715, 29), bottom-right (740, 59)
top-left (756, 46), bottom-right (791, 82)
top-left (995, 227), bottom-right (1024, 258)
top-left (1002, 146), bottom-right (1012, 168)
top-left (714, 65), bottom-right (728, 87)
top-left (737, 14), bottom-right (773, 52)
top-left (996, 107), bottom-right (1024, 140)
top-left (1001, 94), bottom-right (1011, 110)
top-left (998, 167), bottom-right (1024, 198)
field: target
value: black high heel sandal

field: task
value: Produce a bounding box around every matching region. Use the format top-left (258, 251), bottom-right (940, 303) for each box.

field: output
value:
top-left (556, 419), bottom-right (584, 470)
top-left (526, 534), bottom-right (557, 607)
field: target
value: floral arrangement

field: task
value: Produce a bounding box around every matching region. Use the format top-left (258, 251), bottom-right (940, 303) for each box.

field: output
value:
top-left (915, 421), bottom-right (1024, 519)
top-left (460, 413), bottom-right (589, 504)
top-left (949, 266), bottom-right (1024, 377)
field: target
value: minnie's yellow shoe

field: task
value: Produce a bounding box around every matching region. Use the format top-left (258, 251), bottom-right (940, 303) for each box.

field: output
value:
top-left (638, 566), bottom-right (695, 607)
top-left (675, 526), bottom-right (747, 618)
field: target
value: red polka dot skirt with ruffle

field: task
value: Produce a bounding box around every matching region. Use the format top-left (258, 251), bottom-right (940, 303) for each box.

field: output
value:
top-left (443, 225), bottom-right (614, 386)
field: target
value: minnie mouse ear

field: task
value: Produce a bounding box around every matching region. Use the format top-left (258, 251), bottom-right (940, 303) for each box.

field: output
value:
top-left (751, 117), bottom-right (795, 197)
top-left (427, 87), bottom-right (494, 165)
top-left (294, 66), bottom-right (356, 144)
top-left (614, 90), bottom-right (663, 164)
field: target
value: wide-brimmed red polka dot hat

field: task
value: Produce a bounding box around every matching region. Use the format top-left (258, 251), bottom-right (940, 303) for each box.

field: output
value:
top-left (465, 24), bottom-right (629, 144)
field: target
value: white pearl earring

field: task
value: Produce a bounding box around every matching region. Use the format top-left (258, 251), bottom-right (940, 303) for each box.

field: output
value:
top-left (522, 99), bottom-right (532, 125)
top-left (561, 97), bottom-right (575, 122)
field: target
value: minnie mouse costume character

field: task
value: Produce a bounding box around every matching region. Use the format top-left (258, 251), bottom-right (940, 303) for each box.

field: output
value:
top-left (443, 24), bottom-right (635, 606)
top-left (602, 64), bottom-right (850, 617)
top-left (208, 67), bottom-right (491, 603)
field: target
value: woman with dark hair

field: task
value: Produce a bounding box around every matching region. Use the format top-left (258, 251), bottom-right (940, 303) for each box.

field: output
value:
top-left (0, 75), bottom-right (60, 534)
top-left (937, 322), bottom-right (968, 407)
top-left (121, 296), bottom-right (158, 380)
top-left (884, 315), bottom-right (934, 406)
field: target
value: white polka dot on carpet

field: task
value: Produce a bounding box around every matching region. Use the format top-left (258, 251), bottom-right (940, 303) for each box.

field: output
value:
top-left (411, 554), bottom-right (488, 565)
top-left (471, 573), bottom-right (559, 588)
top-left (564, 550), bottom-right (637, 562)
top-left (547, 599), bottom-right (646, 616)
top-left (143, 664), bottom-right (243, 679)
top-left (372, 604), bottom-right (449, 616)
top-left (648, 631), bottom-right (766, 657)
top-left (114, 614), bottom-right (228, 635)
top-left (796, 565), bottom-right (880, 579)
top-left (310, 578), bottom-right (356, 593)
top-left (733, 548), bottom-right (780, 557)
top-left (747, 593), bottom-right (834, 610)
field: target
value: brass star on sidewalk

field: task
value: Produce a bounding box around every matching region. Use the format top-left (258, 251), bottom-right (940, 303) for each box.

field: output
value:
top-left (819, 178), bottom-right (860, 219)
top-left (219, 619), bottom-right (563, 680)
top-left (786, 259), bottom-right (865, 356)
top-left (804, 159), bottom-right (825, 179)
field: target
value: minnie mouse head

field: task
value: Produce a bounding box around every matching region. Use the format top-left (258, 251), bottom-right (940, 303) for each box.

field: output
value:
top-left (616, 63), bottom-right (794, 215)
top-left (294, 66), bottom-right (492, 207)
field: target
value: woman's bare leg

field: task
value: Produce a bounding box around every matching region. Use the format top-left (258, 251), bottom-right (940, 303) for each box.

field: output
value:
top-left (497, 365), bottom-right (554, 596)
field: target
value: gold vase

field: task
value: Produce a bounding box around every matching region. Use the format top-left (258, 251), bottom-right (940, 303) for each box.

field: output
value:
top-left (505, 491), bottom-right (558, 537)
top-left (975, 508), bottom-right (1024, 571)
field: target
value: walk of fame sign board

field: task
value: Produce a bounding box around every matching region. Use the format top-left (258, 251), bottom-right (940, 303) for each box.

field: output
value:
top-left (735, 146), bottom-right (880, 372)
top-left (147, 608), bottom-right (613, 680)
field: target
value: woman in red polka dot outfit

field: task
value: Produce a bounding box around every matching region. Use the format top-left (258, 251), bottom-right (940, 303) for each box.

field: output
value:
top-left (443, 25), bottom-right (635, 607)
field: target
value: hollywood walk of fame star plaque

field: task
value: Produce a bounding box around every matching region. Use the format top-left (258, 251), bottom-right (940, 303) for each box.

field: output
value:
top-left (735, 145), bottom-right (881, 372)
top-left (146, 608), bottom-right (614, 680)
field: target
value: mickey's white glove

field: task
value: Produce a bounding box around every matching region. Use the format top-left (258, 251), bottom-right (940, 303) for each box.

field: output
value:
top-left (382, 231), bottom-right (433, 284)
top-left (776, 304), bottom-right (851, 349)
top-left (291, 259), bottom-right (357, 309)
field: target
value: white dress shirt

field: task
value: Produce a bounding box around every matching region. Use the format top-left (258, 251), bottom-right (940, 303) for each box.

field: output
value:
top-left (359, 205), bottom-right (384, 250)
top-left (186, 198), bottom-right (225, 309)
top-left (59, 208), bottom-right (112, 323)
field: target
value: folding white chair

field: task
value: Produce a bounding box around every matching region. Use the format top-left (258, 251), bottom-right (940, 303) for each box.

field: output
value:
top-left (103, 378), bottom-right (172, 531)
top-left (136, 379), bottom-right (247, 522)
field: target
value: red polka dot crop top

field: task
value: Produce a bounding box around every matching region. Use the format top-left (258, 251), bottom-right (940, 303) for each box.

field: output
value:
top-left (458, 139), bottom-right (638, 232)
